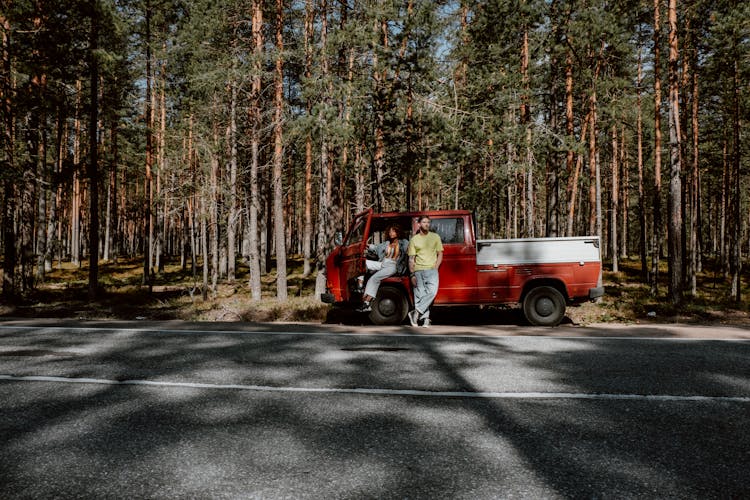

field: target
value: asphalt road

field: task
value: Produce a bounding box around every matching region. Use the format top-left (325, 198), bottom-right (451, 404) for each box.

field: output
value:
top-left (1, 320), bottom-right (749, 499)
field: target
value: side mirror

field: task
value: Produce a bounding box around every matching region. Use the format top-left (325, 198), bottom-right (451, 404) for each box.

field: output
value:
top-left (334, 231), bottom-right (343, 246)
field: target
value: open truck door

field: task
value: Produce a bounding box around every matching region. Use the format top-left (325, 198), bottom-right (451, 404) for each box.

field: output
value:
top-left (324, 209), bottom-right (372, 304)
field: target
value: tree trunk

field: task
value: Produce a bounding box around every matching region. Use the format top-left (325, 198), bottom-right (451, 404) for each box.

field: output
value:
top-left (119, 132), bottom-right (129, 258)
top-left (273, 0), bottom-right (287, 301)
top-left (143, 0), bottom-right (153, 289)
top-left (47, 109), bottom-right (63, 271)
top-left (342, 47), bottom-right (356, 220)
top-left (586, 42), bottom-right (604, 243)
top-left (227, 81), bottom-right (238, 282)
top-left (248, 134), bottom-right (262, 299)
top-left (667, 0), bottom-right (682, 305)
top-left (566, 111), bottom-right (590, 237)
top-left (2, 179), bottom-right (15, 298)
top-left (264, 169), bottom-right (273, 275)
top-left (201, 199), bottom-right (208, 301)
top-left (1, 12), bottom-right (15, 298)
top-left (72, 80), bottom-right (82, 266)
top-left (35, 85), bottom-right (48, 282)
top-left (506, 140), bottom-right (516, 238)
top-left (156, 43), bottom-right (167, 274)
top-left (110, 119), bottom-right (119, 262)
top-left (544, 0), bottom-right (564, 238)
top-left (301, 0), bottom-right (314, 278)
top-left (248, 0), bottom-right (263, 300)
top-left (104, 124), bottom-right (112, 262)
top-left (564, 49), bottom-right (575, 236)
top-left (372, 14), bottom-right (387, 212)
top-left (588, 92), bottom-right (598, 238)
top-left (354, 143), bottom-right (365, 212)
top-left (88, 0), bottom-right (100, 300)
top-left (611, 125), bottom-right (619, 272)
top-left (730, 57), bottom-right (741, 302)
top-left (651, 0), bottom-right (663, 296)
top-left (211, 133), bottom-right (219, 294)
top-left (620, 125), bottom-right (629, 260)
top-left (187, 114), bottom-right (197, 278)
top-left (314, 0), bottom-right (333, 298)
top-left (314, 146), bottom-right (330, 299)
top-left (689, 47), bottom-right (699, 295)
top-left (721, 137), bottom-right (729, 276)
top-left (187, 197), bottom-right (196, 278)
top-left (521, 19), bottom-right (533, 237)
top-left (595, 139), bottom-right (602, 248)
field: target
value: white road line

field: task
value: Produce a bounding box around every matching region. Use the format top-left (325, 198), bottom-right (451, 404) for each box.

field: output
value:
top-left (0, 324), bottom-right (748, 341)
top-left (1, 374), bottom-right (749, 403)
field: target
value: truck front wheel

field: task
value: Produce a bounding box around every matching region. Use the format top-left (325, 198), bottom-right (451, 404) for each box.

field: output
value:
top-left (523, 286), bottom-right (566, 326)
top-left (369, 286), bottom-right (408, 325)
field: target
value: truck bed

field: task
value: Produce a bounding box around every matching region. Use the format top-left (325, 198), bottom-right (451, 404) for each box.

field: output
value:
top-left (476, 237), bottom-right (601, 266)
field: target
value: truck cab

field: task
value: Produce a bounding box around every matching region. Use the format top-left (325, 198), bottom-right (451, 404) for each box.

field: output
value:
top-left (321, 209), bottom-right (603, 326)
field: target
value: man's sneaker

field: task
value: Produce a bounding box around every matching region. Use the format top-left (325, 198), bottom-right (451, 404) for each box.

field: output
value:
top-left (356, 302), bottom-right (371, 312)
top-left (421, 318), bottom-right (431, 328)
top-left (408, 310), bottom-right (419, 326)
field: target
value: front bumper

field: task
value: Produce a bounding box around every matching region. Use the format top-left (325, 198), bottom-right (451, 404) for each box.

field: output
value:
top-left (588, 286), bottom-right (605, 300)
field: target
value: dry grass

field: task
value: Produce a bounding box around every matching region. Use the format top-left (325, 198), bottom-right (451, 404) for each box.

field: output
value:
top-left (571, 258), bottom-right (750, 326)
top-left (0, 256), bottom-right (330, 323)
top-left (0, 255), bottom-right (747, 326)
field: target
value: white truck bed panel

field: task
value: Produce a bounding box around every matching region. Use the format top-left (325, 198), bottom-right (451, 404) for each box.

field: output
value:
top-left (476, 237), bottom-right (601, 266)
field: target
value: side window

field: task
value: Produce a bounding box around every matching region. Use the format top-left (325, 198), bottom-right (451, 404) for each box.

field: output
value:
top-left (430, 218), bottom-right (464, 244)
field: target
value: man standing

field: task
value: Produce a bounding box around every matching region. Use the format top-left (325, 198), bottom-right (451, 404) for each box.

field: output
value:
top-left (407, 215), bottom-right (443, 327)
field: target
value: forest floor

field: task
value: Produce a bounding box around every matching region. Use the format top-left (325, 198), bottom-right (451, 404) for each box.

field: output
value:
top-left (0, 256), bottom-right (748, 327)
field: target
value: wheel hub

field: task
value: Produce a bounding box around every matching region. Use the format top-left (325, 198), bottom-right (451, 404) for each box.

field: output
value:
top-left (378, 298), bottom-right (396, 316)
top-left (535, 297), bottom-right (555, 316)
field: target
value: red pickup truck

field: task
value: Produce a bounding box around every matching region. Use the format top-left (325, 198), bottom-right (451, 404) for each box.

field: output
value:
top-left (321, 209), bottom-right (603, 326)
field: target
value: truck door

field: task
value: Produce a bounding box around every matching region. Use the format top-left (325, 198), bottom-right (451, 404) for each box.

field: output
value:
top-left (427, 216), bottom-right (478, 304)
top-left (338, 210), bottom-right (372, 302)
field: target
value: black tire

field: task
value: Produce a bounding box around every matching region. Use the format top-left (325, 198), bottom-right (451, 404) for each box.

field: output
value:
top-left (369, 286), bottom-right (408, 325)
top-left (523, 286), bottom-right (566, 326)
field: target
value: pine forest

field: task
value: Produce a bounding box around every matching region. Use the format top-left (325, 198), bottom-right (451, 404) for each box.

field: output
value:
top-left (0, 0), bottom-right (748, 318)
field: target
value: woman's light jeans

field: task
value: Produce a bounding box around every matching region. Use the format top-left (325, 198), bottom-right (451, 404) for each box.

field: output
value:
top-left (414, 269), bottom-right (439, 319)
top-left (364, 258), bottom-right (397, 298)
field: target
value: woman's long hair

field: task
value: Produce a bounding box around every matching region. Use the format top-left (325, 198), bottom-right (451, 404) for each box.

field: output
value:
top-left (384, 223), bottom-right (402, 241)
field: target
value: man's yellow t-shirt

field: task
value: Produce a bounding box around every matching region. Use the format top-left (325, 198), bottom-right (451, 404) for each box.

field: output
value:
top-left (407, 232), bottom-right (444, 271)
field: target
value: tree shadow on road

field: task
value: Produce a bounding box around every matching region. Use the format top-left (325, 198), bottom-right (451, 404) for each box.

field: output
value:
top-left (1, 324), bottom-right (749, 497)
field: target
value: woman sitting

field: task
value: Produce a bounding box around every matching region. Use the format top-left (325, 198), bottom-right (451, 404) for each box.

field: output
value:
top-left (357, 224), bottom-right (409, 312)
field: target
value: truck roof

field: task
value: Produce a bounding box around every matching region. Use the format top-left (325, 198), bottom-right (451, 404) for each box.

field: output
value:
top-left (369, 209), bottom-right (472, 218)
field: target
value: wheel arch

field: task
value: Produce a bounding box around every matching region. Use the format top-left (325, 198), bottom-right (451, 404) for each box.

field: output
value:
top-left (379, 278), bottom-right (413, 306)
top-left (520, 278), bottom-right (569, 303)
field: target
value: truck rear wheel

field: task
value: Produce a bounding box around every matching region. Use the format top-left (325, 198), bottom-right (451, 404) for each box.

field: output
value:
top-left (523, 286), bottom-right (566, 326)
top-left (369, 286), bottom-right (408, 325)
